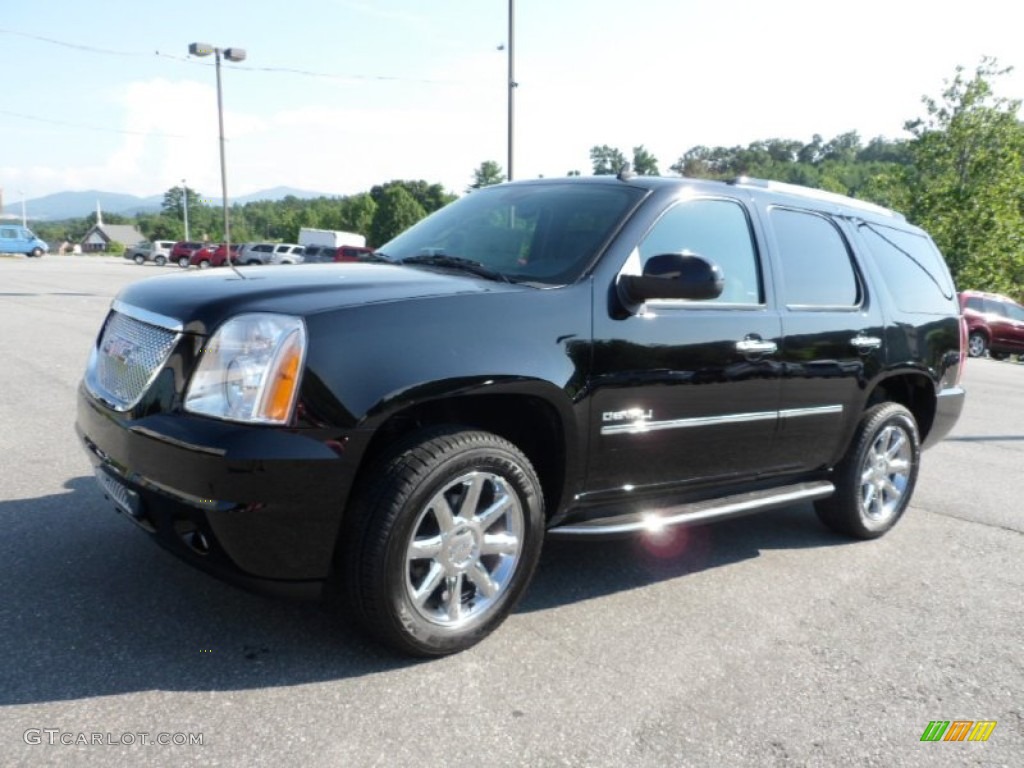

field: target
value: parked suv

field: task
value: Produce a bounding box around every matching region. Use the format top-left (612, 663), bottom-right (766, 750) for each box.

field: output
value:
top-left (77, 176), bottom-right (966, 657)
top-left (236, 242), bottom-right (276, 265)
top-left (171, 241), bottom-right (204, 268)
top-left (959, 289), bottom-right (1024, 359)
top-left (126, 240), bottom-right (175, 266)
top-left (268, 244), bottom-right (305, 264)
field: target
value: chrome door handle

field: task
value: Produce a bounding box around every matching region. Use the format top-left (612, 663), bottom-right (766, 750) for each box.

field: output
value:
top-left (850, 335), bottom-right (882, 350)
top-left (736, 339), bottom-right (778, 355)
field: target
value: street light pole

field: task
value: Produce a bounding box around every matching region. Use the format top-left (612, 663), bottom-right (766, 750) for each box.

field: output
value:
top-left (507, 0), bottom-right (516, 181)
top-left (19, 190), bottom-right (26, 227)
top-left (188, 42), bottom-right (246, 271)
top-left (181, 178), bottom-right (190, 241)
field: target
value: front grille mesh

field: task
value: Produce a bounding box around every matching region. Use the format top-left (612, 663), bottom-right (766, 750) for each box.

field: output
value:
top-left (89, 310), bottom-right (179, 409)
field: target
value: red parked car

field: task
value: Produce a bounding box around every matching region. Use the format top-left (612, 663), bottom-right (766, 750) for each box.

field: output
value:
top-left (189, 243), bottom-right (240, 269)
top-left (171, 241), bottom-right (204, 268)
top-left (959, 289), bottom-right (1024, 359)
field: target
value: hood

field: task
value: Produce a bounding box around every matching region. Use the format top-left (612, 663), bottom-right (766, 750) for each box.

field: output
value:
top-left (114, 263), bottom-right (524, 335)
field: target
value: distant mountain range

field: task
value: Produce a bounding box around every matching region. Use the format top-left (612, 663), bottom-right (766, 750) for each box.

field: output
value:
top-left (6, 186), bottom-right (330, 221)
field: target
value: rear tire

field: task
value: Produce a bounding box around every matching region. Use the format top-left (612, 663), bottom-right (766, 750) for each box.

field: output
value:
top-left (967, 331), bottom-right (987, 358)
top-left (198, 259), bottom-right (211, 269)
top-left (989, 351), bottom-right (1007, 361)
top-left (134, 253), bottom-right (145, 265)
top-left (154, 255), bottom-right (167, 267)
top-left (339, 427), bottom-right (544, 657)
top-left (815, 403), bottom-right (920, 540)
top-left (178, 256), bottom-right (190, 268)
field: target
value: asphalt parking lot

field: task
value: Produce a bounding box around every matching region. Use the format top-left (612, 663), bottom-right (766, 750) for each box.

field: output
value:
top-left (1, 254), bottom-right (1022, 767)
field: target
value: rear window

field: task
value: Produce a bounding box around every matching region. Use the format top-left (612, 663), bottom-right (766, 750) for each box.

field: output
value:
top-left (859, 223), bottom-right (955, 314)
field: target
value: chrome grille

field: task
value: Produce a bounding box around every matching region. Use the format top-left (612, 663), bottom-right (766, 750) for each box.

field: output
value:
top-left (87, 309), bottom-right (179, 410)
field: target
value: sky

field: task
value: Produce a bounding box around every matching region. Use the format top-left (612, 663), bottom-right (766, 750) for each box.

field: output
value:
top-left (2, 0), bottom-right (1024, 206)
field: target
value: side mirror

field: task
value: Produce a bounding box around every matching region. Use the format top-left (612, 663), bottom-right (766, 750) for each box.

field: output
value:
top-left (619, 252), bottom-right (724, 304)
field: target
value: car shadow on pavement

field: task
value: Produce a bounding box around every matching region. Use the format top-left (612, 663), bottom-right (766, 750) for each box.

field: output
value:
top-left (2, 476), bottom-right (844, 706)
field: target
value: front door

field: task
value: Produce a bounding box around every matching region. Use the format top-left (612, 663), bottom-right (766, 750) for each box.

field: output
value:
top-left (585, 197), bottom-right (783, 500)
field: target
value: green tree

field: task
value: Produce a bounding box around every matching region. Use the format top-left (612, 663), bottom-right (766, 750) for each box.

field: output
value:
top-left (336, 193), bottom-right (378, 236)
top-left (370, 180), bottom-right (455, 214)
top-left (903, 58), bottom-right (1024, 296)
top-left (370, 185), bottom-right (427, 246)
top-left (631, 145), bottom-right (659, 176)
top-left (469, 161), bottom-right (506, 190)
top-left (590, 145), bottom-right (627, 175)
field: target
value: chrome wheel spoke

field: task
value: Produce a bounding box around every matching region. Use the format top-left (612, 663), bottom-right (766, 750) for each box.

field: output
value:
top-left (888, 458), bottom-right (911, 475)
top-left (432, 495), bottom-right (457, 533)
top-left (882, 477), bottom-right (904, 500)
top-left (481, 532), bottom-right (520, 556)
top-left (458, 474), bottom-right (486, 519)
top-left (408, 535), bottom-right (443, 561)
top-left (468, 562), bottom-right (499, 599)
top-left (412, 563), bottom-right (445, 608)
top-left (445, 574), bottom-right (463, 622)
top-left (885, 430), bottom-right (906, 460)
top-left (475, 493), bottom-right (513, 531)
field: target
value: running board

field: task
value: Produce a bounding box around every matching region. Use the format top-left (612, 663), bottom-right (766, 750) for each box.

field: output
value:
top-left (547, 480), bottom-right (834, 538)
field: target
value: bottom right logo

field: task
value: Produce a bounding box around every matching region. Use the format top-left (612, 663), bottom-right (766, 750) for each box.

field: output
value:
top-left (921, 721), bottom-right (997, 742)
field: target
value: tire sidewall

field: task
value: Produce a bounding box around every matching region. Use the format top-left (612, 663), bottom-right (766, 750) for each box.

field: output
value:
top-left (379, 439), bottom-right (544, 655)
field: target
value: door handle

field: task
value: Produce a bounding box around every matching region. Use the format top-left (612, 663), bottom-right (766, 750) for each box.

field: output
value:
top-left (736, 338), bottom-right (778, 355)
top-left (850, 335), bottom-right (882, 350)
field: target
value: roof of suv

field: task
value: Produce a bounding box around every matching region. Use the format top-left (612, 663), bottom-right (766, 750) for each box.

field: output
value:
top-left (505, 175), bottom-right (910, 229)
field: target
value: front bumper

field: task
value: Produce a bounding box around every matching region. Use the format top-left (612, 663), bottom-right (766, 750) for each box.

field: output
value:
top-left (76, 383), bottom-right (364, 596)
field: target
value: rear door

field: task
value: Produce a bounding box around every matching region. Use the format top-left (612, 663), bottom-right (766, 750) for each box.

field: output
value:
top-left (761, 206), bottom-right (884, 471)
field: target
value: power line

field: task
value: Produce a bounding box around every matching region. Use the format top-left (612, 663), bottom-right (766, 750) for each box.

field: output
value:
top-left (0, 27), bottom-right (466, 84)
top-left (0, 109), bottom-right (189, 139)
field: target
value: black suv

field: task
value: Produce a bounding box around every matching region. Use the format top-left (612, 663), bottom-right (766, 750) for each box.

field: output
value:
top-left (76, 176), bottom-right (966, 656)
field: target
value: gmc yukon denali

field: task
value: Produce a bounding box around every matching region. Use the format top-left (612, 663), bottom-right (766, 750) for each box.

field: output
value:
top-left (76, 175), bottom-right (966, 656)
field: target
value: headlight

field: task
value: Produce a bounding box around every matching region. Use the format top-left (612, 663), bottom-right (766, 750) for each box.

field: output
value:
top-left (184, 314), bottom-right (306, 424)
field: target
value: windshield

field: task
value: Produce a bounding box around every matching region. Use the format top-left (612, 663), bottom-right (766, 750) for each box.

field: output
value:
top-left (377, 182), bottom-right (646, 285)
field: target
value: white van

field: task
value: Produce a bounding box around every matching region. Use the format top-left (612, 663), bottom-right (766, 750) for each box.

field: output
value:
top-left (0, 225), bottom-right (48, 257)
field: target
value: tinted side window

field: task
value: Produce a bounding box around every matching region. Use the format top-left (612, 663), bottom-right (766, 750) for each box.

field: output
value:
top-left (638, 198), bottom-right (761, 304)
top-left (965, 296), bottom-right (984, 312)
top-left (858, 223), bottom-right (955, 314)
top-left (0, 228), bottom-right (17, 239)
top-left (770, 208), bottom-right (858, 307)
top-left (984, 299), bottom-right (1008, 317)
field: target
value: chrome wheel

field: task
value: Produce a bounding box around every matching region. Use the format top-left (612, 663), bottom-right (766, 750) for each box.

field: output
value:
top-left (858, 424), bottom-right (912, 522)
top-left (968, 332), bottom-right (986, 358)
top-left (404, 471), bottom-right (524, 629)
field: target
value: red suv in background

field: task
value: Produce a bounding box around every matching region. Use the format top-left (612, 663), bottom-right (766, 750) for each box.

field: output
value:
top-left (171, 241), bottom-right (203, 268)
top-left (959, 290), bottom-right (1024, 359)
top-left (189, 243), bottom-right (240, 269)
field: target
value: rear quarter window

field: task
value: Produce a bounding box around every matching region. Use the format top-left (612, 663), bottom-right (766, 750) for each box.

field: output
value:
top-left (858, 223), bottom-right (956, 314)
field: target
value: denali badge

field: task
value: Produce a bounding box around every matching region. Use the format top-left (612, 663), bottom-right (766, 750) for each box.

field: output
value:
top-left (602, 408), bottom-right (653, 422)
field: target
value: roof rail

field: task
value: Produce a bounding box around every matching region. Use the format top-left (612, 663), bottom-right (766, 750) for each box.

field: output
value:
top-left (728, 176), bottom-right (904, 220)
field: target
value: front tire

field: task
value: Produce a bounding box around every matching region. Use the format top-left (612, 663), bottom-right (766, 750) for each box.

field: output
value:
top-left (967, 331), bottom-right (987, 358)
top-left (815, 403), bottom-right (920, 540)
top-left (198, 259), bottom-right (211, 269)
top-left (341, 427), bottom-right (544, 656)
top-left (31, 247), bottom-right (44, 258)
top-left (133, 253), bottom-right (145, 265)
top-left (154, 255), bottom-right (167, 267)
top-left (178, 256), bottom-right (190, 268)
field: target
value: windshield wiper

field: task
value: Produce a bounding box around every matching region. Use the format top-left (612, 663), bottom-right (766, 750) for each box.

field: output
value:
top-left (399, 254), bottom-right (511, 283)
